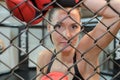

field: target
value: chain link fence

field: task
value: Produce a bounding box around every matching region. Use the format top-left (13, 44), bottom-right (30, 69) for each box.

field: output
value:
top-left (0, 0), bottom-right (120, 80)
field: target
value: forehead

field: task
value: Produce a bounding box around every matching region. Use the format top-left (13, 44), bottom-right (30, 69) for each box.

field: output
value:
top-left (51, 8), bottom-right (81, 24)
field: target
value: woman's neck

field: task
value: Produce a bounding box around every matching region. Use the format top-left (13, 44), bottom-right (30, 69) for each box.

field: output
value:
top-left (55, 48), bottom-right (75, 63)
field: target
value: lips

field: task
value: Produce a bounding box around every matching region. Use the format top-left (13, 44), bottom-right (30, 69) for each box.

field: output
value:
top-left (60, 42), bottom-right (68, 45)
top-left (60, 40), bottom-right (72, 44)
top-left (60, 41), bottom-right (72, 46)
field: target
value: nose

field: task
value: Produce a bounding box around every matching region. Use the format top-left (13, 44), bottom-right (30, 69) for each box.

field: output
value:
top-left (62, 28), bottom-right (71, 39)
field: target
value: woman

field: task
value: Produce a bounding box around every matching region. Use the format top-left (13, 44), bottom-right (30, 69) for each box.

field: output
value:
top-left (36, 0), bottom-right (120, 80)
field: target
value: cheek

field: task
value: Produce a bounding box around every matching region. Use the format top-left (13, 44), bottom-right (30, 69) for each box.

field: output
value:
top-left (71, 36), bottom-right (79, 45)
top-left (51, 31), bottom-right (61, 43)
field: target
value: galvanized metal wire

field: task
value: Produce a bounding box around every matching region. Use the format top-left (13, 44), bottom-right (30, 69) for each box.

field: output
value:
top-left (0, 0), bottom-right (120, 80)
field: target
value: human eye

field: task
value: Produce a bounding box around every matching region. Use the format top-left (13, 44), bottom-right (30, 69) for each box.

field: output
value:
top-left (54, 24), bottom-right (61, 29)
top-left (72, 24), bottom-right (79, 29)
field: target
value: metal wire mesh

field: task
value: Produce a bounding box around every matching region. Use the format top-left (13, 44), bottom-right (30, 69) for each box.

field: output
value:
top-left (0, 0), bottom-right (120, 80)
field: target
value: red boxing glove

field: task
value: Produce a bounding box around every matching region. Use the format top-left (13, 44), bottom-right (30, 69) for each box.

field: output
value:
top-left (41, 72), bottom-right (68, 80)
top-left (34, 0), bottom-right (53, 10)
top-left (5, 0), bottom-right (81, 24)
top-left (30, 0), bottom-right (53, 24)
top-left (5, 0), bottom-right (38, 24)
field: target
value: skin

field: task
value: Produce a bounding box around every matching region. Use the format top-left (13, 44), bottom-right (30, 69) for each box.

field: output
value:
top-left (0, 39), bottom-right (5, 52)
top-left (36, 0), bottom-right (120, 80)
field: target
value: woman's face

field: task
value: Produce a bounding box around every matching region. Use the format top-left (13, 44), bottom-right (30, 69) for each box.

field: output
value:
top-left (48, 8), bottom-right (81, 52)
